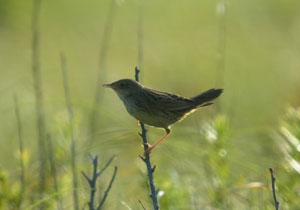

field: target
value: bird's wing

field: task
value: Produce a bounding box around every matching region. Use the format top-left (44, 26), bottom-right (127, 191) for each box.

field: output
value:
top-left (143, 88), bottom-right (194, 111)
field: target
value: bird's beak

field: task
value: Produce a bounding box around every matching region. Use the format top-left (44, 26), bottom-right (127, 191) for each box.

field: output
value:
top-left (102, 83), bottom-right (112, 88)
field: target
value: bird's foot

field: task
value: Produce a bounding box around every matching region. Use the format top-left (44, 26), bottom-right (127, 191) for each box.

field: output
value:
top-left (141, 142), bottom-right (150, 148)
top-left (144, 144), bottom-right (154, 156)
top-left (136, 120), bottom-right (140, 125)
top-left (143, 142), bottom-right (151, 148)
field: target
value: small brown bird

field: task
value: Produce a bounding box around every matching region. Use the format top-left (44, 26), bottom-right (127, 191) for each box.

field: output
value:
top-left (103, 79), bottom-right (223, 153)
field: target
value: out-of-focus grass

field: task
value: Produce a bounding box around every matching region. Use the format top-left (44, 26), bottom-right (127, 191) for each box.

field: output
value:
top-left (0, 0), bottom-right (300, 209)
top-left (274, 107), bottom-right (300, 210)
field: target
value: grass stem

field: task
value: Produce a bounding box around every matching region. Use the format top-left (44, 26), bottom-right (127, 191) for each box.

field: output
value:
top-left (31, 0), bottom-right (47, 208)
top-left (90, 0), bottom-right (117, 142)
top-left (60, 53), bottom-right (79, 210)
top-left (14, 94), bottom-right (25, 209)
top-left (46, 134), bottom-right (63, 210)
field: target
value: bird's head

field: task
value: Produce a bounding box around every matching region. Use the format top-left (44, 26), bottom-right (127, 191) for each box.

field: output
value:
top-left (103, 79), bottom-right (143, 98)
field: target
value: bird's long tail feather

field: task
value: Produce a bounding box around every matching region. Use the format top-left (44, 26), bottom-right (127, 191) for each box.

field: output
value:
top-left (191, 88), bottom-right (223, 107)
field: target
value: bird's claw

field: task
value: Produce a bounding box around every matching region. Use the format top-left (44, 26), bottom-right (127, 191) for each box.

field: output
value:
top-left (144, 142), bottom-right (151, 148)
top-left (144, 145), bottom-right (153, 156)
top-left (141, 142), bottom-right (150, 148)
top-left (139, 143), bottom-right (153, 156)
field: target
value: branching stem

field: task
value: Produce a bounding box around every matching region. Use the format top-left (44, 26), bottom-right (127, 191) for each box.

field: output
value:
top-left (31, 0), bottom-right (47, 208)
top-left (135, 68), bottom-right (159, 210)
top-left (82, 154), bottom-right (117, 210)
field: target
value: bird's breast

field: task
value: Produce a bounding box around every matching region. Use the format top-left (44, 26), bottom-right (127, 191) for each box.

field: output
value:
top-left (120, 96), bottom-right (171, 128)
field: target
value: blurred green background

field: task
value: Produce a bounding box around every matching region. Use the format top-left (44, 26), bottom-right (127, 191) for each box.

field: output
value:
top-left (0, 0), bottom-right (300, 209)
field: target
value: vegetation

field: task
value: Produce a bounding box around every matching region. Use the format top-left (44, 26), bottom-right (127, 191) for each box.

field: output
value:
top-left (0, 0), bottom-right (300, 209)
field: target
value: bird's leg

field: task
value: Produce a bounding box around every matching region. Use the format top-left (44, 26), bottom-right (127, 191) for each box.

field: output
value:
top-left (145, 128), bottom-right (171, 154)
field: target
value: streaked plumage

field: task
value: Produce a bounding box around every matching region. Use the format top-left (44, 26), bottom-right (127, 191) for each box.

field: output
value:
top-left (103, 79), bottom-right (223, 153)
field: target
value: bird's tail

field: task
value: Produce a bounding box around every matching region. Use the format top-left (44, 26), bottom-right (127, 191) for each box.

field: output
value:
top-left (191, 88), bottom-right (223, 107)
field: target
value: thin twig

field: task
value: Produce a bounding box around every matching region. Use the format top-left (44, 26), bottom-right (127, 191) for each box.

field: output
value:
top-left (135, 68), bottom-right (159, 210)
top-left (136, 4), bottom-right (159, 209)
top-left (14, 95), bottom-right (25, 209)
top-left (46, 134), bottom-right (63, 210)
top-left (90, 0), bottom-right (117, 142)
top-left (269, 168), bottom-right (280, 210)
top-left (82, 154), bottom-right (117, 210)
top-left (137, 0), bottom-right (144, 82)
top-left (60, 52), bottom-right (79, 210)
top-left (96, 166), bottom-right (118, 210)
top-left (97, 155), bottom-right (116, 177)
top-left (31, 0), bottom-right (47, 208)
top-left (83, 155), bottom-right (98, 210)
top-left (138, 200), bottom-right (147, 210)
top-left (135, 67), bottom-right (140, 82)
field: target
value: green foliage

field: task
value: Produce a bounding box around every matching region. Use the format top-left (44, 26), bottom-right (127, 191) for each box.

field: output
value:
top-left (0, 170), bottom-right (22, 210)
top-left (158, 169), bottom-right (191, 209)
top-left (276, 107), bottom-right (300, 209)
top-left (0, 0), bottom-right (300, 209)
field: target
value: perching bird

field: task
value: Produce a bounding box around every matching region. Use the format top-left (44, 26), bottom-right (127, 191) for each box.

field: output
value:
top-left (103, 79), bottom-right (223, 153)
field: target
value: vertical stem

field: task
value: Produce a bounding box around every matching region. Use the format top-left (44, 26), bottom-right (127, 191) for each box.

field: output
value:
top-left (90, 0), bottom-right (117, 142)
top-left (89, 157), bottom-right (98, 210)
top-left (14, 95), bottom-right (25, 209)
top-left (141, 124), bottom-right (159, 210)
top-left (47, 134), bottom-right (63, 210)
top-left (135, 3), bottom-right (158, 208)
top-left (135, 68), bottom-right (159, 210)
top-left (137, 0), bottom-right (144, 82)
top-left (215, 0), bottom-right (227, 112)
top-left (82, 155), bottom-right (116, 210)
top-left (216, 0), bottom-right (227, 87)
top-left (60, 53), bottom-right (79, 210)
top-left (31, 0), bottom-right (47, 208)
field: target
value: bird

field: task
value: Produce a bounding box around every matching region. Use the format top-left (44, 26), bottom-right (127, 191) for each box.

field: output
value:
top-left (103, 79), bottom-right (223, 154)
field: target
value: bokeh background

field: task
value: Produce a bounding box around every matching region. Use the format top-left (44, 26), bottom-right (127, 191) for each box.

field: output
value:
top-left (0, 0), bottom-right (300, 209)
